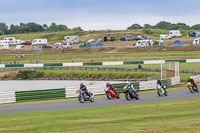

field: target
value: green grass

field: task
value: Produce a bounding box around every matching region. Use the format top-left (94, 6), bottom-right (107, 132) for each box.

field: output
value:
top-left (0, 98), bottom-right (200, 133)
top-left (1, 51), bottom-right (200, 64)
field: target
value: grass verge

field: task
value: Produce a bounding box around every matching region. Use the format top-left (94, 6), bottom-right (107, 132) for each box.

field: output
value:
top-left (0, 98), bottom-right (200, 133)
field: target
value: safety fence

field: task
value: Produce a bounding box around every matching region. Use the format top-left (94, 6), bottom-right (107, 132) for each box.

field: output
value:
top-left (0, 76), bottom-right (180, 104)
top-left (190, 75), bottom-right (200, 83)
top-left (0, 59), bottom-right (200, 69)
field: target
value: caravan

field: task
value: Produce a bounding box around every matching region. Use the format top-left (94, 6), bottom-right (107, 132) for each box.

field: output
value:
top-left (32, 39), bottom-right (48, 45)
top-left (0, 43), bottom-right (10, 50)
top-left (193, 38), bottom-right (200, 45)
top-left (63, 36), bottom-right (79, 44)
top-left (134, 40), bottom-right (154, 47)
top-left (4, 37), bottom-right (23, 45)
top-left (169, 30), bottom-right (182, 38)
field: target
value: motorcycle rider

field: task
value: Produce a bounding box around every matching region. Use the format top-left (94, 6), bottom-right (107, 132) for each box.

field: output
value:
top-left (124, 81), bottom-right (137, 93)
top-left (106, 83), bottom-right (117, 95)
top-left (187, 78), bottom-right (198, 90)
top-left (80, 83), bottom-right (91, 97)
top-left (157, 79), bottom-right (166, 92)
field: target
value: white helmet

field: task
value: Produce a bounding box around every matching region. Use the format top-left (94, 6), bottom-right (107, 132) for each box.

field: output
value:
top-left (126, 81), bottom-right (130, 84)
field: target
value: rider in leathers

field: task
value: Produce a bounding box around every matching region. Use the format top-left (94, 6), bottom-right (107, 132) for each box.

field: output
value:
top-left (124, 81), bottom-right (138, 93)
top-left (157, 80), bottom-right (166, 92)
top-left (80, 83), bottom-right (91, 97)
top-left (187, 78), bottom-right (198, 90)
top-left (106, 83), bottom-right (117, 95)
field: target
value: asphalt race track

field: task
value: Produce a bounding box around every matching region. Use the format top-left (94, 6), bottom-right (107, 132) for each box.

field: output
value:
top-left (0, 89), bottom-right (200, 115)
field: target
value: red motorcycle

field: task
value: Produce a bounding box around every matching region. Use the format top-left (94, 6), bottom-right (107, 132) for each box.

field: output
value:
top-left (104, 88), bottom-right (120, 100)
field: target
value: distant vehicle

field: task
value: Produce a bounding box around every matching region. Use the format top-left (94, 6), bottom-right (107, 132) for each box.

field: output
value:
top-left (0, 43), bottom-right (10, 50)
top-left (104, 34), bottom-right (115, 42)
top-left (21, 41), bottom-right (32, 45)
top-left (4, 37), bottom-right (16, 41)
top-left (87, 39), bottom-right (96, 43)
top-left (193, 38), bottom-right (200, 45)
top-left (15, 45), bottom-right (25, 50)
top-left (188, 32), bottom-right (200, 37)
top-left (62, 42), bottom-right (72, 48)
top-left (160, 34), bottom-right (172, 39)
top-left (42, 44), bottom-right (52, 49)
top-left (137, 35), bottom-right (150, 40)
top-left (54, 42), bottom-right (63, 49)
top-left (63, 36), bottom-right (79, 44)
top-left (134, 40), bottom-right (154, 47)
top-left (127, 37), bottom-right (142, 41)
top-left (169, 30), bottom-right (182, 38)
top-left (32, 39), bottom-right (48, 45)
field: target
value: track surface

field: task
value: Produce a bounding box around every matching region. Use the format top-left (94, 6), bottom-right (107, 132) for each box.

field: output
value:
top-left (0, 89), bottom-right (199, 115)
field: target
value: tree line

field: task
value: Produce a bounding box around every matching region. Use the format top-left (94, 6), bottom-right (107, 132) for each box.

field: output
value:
top-left (0, 22), bottom-right (83, 35)
top-left (127, 21), bottom-right (200, 30)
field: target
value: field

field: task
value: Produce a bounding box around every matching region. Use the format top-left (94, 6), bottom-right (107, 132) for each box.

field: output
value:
top-left (1, 50), bottom-right (200, 64)
top-left (0, 98), bottom-right (199, 133)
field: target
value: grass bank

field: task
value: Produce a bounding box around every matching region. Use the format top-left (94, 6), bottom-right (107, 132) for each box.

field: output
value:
top-left (10, 70), bottom-right (192, 81)
top-left (0, 98), bottom-right (200, 133)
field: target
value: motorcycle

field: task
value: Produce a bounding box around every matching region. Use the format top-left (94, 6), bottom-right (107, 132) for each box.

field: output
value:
top-left (76, 89), bottom-right (94, 103)
top-left (123, 86), bottom-right (139, 101)
top-left (157, 86), bottom-right (167, 96)
top-left (104, 88), bottom-right (120, 100)
top-left (187, 82), bottom-right (199, 93)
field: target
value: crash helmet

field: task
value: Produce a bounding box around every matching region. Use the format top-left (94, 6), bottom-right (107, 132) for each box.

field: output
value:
top-left (80, 82), bottom-right (84, 87)
top-left (106, 83), bottom-right (110, 87)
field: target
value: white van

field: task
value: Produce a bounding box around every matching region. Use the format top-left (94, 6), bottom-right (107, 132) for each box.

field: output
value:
top-left (169, 30), bottom-right (182, 38)
top-left (0, 43), bottom-right (10, 50)
top-left (134, 40), bottom-right (154, 47)
top-left (63, 36), bottom-right (79, 44)
top-left (32, 39), bottom-right (48, 45)
top-left (193, 38), bottom-right (200, 45)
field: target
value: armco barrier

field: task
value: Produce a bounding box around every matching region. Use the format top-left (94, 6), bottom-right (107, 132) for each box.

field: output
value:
top-left (0, 91), bottom-right (16, 104)
top-left (190, 75), bottom-right (200, 82)
top-left (15, 88), bottom-right (65, 102)
top-left (0, 76), bottom-right (181, 104)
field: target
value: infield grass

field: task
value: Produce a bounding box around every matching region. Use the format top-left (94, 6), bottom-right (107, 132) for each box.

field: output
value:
top-left (0, 98), bottom-right (199, 133)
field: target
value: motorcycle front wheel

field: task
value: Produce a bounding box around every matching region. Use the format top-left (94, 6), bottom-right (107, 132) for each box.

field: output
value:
top-left (189, 87), bottom-right (195, 93)
top-left (90, 97), bottom-right (94, 102)
top-left (125, 93), bottom-right (131, 101)
top-left (78, 95), bottom-right (84, 103)
top-left (157, 89), bottom-right (162, 97)
top-left (106, 92), bottom-right (112, 100)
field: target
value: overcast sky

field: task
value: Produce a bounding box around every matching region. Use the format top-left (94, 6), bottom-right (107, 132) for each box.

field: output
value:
top-left (0, 0), bottom-right (199, 30)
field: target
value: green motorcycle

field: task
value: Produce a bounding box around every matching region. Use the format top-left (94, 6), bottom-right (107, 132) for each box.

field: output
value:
top-left (157, 86), bottom-right (167, 96)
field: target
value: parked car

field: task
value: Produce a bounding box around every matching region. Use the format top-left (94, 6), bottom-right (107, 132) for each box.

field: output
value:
top-left (21, 41), bottom-right (32, 45)
top-left (15, 45), bottom-right (25, 50)
top-left (42, 44), bottom-right (52, 49)
top-left (127, 37), bottom-right (142, 41)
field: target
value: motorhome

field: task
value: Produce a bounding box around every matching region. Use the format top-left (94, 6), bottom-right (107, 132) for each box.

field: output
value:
top-left (134, 40), bottom-right (154, 47)
top-left (0, 43), bottom-right (10, 50)
top-left (32, 39), bottom-right (48, 45)
top-left (63, 36), bottom-right (79, 44)
top-left (193, 38), bottom-right (200, 45)
top-left (169, 30), bottom-right (182, 38)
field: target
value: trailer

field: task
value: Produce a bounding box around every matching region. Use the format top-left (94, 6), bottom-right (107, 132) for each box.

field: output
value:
top-left (32, 39), bottom-right (48, 45)
top-left (134, 40), bottom-right (154, 47)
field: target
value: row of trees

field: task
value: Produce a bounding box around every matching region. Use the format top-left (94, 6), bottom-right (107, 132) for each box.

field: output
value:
top-left (127, 21), bottom-right (200, 30)
top-left (0, 22), bottom-right (83, 35)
